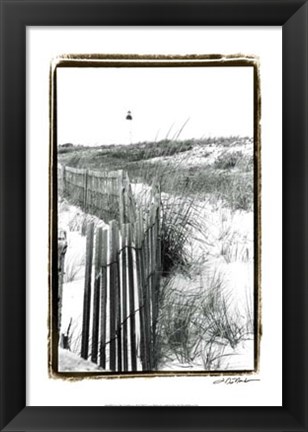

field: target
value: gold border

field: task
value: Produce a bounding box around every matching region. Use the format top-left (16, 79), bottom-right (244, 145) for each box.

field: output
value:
top-left (49, 54), bottom-right (261, 380)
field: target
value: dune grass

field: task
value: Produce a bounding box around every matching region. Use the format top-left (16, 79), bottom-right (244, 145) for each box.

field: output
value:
top-left (155, 267), bottom-right (253, 370)
top-left (58, 136), bottom-right (253, 212)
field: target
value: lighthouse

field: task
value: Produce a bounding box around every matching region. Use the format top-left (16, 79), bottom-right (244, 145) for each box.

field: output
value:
top-left (126, 110), bottom-right (133, 144)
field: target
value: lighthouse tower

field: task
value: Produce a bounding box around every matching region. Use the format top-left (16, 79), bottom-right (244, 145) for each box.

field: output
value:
top-left (126, 110), bottom-right (133, 145)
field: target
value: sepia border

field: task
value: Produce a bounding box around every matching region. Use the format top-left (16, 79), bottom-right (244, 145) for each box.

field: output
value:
top-left (49, 54), bottom-right (262, 379)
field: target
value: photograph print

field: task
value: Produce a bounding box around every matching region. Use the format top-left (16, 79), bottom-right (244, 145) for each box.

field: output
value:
top-left (52, 55), bottom-right (260, 375)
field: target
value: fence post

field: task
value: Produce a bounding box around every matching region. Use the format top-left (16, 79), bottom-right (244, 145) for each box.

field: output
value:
top-left (99, 229), bottom-right (108, 369)
top-left (109, 220), bottom-right (120, 371)
top-left (106, 179), bottom-right (111, 222)
top-left (135, 215), bottom-right (148, 371)
top-left (142, 208), bottom-right (152, 370)
top-left (91, 227), bottom-right (102, 363)
top-left (81, 222), bottom-right (94, 360)
top-left (124, 172), bottom-right (136, 223)
top-left (127, 223), bottom-right (137, 371)
top-left (121, 224), bottom-right (129, 371)
top-left (122, 173), bottom-right (129, 224)
top-left (146, 209), bottom-right (154, 362)
top-left (150, 205), bottom-right (159, 366)
top-left (116, 232), bottom-right (122, 373)
top-left (58, 231), bottom-right (67, 334)
top-left (118, 171), bottom-right (125, 225)
top-left (142, 210), bottom-right (151, 369)
top-left (84, 169), bottom-right (89, 212)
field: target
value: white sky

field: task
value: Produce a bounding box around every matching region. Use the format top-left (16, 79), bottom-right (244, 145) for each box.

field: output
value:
top-left (57, 66), bottom-right (253, 146)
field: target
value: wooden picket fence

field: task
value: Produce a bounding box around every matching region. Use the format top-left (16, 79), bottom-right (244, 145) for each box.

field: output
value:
top-left (80, 185), bottom-right (161, 372)
top-left (58, 164), bottom-right (136, 224)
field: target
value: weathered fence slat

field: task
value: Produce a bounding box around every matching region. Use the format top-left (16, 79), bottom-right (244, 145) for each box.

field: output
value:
top-left (81, 222), bottom-right (94, 360)
top-left (58, 231), bottom-right (67, 334)
top-left (151, 205), bottom-right (159, 363)
top-left (109, 221), bottom-right (119, 371)
top-left (142, 210), bottom-right (152, 371)
top-left (84, 169), bottom-right (88, 211)
top-left (99, 229), bottom-right (108, 369)
top-left (91, 227), bottom-right (102, 363)
top-left (118, 171), bottom-right (125, 225)
top-left (143, 210), bottom-right (152, 369)
top-left (135, 213), bottom-right (148, 371)
top-left (116, 231), bottom-right (122, 373)
top-left (121, 224), bottom-right (129, 371)
top-left (127, 223), bottom-right (137, 371)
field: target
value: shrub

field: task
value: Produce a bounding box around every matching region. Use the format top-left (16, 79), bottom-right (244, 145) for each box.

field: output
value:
top-left (214, 151), bottom-right (244, 169)
top-left (224, 175), bottom-right (253, 211)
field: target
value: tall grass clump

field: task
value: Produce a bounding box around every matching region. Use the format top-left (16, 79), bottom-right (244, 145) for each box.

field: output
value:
top-left (133, 139), bottom-right (209, 276)
top-left (160, 196), bottom-right (200, 275)
top-left (200, 286), bottom-right (246, 349)
top-left (155, 269), bottom-right (253, 370)
top-left (214, 150), bottom-right (248, 170)
top-left (154, 279), bottom-right (205, 366)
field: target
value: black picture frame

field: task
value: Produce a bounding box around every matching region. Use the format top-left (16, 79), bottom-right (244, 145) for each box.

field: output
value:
top-left (0, 0), bottom-right (307, 431)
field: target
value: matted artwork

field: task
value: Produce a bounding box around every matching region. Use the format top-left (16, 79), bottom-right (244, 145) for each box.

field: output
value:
top-left (50, 55), bottom-right (260, 376)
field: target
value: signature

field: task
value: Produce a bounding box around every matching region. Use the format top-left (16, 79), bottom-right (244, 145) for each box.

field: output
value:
top-left (213, 377), bottom-right (260, 385)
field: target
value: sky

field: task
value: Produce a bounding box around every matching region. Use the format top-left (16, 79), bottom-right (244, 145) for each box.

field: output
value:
top-left (57, 66), bottom-right (254, 146)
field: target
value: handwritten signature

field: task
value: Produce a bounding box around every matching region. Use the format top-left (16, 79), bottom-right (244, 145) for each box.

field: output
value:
top-left (213, 377), bottom-right (260, 385)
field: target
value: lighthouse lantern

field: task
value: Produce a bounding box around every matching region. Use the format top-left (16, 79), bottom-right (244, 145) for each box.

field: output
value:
top-left (126, 110), bottom-right (133, 120)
